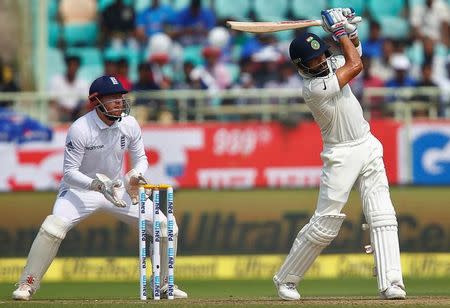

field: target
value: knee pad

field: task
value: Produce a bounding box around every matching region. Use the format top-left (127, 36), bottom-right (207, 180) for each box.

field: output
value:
top-left (275, 214), bottom-right (345, 285)
top-left (305, 214), bottom-right (346, 247)
top-left (41, 215), bottom-right (72, 240)
top-left (363, 188), bottom-right (404, 291)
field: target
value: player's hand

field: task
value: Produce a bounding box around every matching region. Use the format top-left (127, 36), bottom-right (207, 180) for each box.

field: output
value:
top-left (341, 8), bottom-right (358, 38)
top-left (91, 173), bottom-right (126, 207)
top-left (321, 9), bottom-right (348, 39)
top-left (125, 169), bottom-right (151, 205)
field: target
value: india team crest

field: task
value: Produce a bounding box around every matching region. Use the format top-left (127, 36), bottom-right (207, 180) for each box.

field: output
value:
top-left (311, 40), bottom-right (320, 50)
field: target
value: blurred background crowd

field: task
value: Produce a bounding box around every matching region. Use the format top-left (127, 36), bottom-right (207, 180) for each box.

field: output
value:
top-left (0, 0), bottom-right (449, 123)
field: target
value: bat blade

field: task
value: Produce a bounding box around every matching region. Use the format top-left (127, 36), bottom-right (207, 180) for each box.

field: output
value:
top-left (226, 20), bottom-right (323, 33)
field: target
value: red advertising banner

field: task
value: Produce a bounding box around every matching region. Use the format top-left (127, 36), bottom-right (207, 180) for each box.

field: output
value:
top-left (0, 120), bottom-right (400, 191)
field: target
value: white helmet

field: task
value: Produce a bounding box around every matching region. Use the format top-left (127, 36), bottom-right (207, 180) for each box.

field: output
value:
top-left (208, 27), bottom-right (230, 49)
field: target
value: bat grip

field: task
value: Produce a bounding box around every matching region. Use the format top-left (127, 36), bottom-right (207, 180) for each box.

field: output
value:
top-left (317, 16), bottom-right (362, 25)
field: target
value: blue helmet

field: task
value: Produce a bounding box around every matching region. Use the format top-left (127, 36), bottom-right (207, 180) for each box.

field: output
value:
top-left (89, 75), bottom-right (128, 97)
top-left (89, 76), bottom-right (130, 121)
top-left (289, 32), bottom-right (330, 78)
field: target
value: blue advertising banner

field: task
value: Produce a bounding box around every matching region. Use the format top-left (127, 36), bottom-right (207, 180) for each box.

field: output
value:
top-left (409, 123), bottom-right (450, 185)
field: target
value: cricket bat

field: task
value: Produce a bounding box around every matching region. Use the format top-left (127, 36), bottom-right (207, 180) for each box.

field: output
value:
top-left (226, 17), bottom-right (362, 33)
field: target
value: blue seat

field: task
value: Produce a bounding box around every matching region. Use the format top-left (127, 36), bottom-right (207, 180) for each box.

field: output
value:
top-left (104, 47), bottom-right (126, 61)
top-left (66, 47), bottom-right (103, 66)
top-left (254, 0), bottom-right (289, 20)
top-left (291, 0), bottom-right (327, 19)
top-left (172, 0), bottom-right (211, 10)
top-left (328, 0), bottom-right (366, 15)
top-left (409, 0), bottom-right (425, 6)
top-left (78, 65), bottom-right (105, 84)
top-left (307, 26), bottom-right (327, 38)
top-left (356, 18), bottom-right (370, 43)
top-left (379, 16), bottom-right (409, 39)
top-left (183, 45), bottom-right (204, 65)
top-left (48, 21), bottom-right (60, 47)
top-left (98, 0), bottom-right (115, 11)
top-left (226, 63), bottom-right (240, 83)
top-left (48, 0), bottom-right (59, 20)
top-left (63, 22), bottom-right (98, 46)
top-left (274, 29), bottom-right (294, 42)
top-left (44, 48), bottom-right (65, 84)
top-left (368, 0), bottom-right (405, 19)
top-left (215, 0), bottom-right (251, 20)
top-left (134, 0), bottom-right (176, 12)
top-left (134, 0), bottom-right (151, 12)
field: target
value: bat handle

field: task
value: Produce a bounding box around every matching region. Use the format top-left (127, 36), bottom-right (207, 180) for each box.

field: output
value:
top-left (317, 16), bottom-right (362, 25)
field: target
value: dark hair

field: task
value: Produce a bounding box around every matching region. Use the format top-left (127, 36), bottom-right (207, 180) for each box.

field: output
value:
top-left (369, 20), bottom-right (381, 30)
top-left (421, 60), bottom-right (433, 71)
top-left (191, 0), bottom-right (201, 8)
top-left (117, 58), bottom-right (128, 66)
top-left (138, 62), bottom-right (151, 71)
top-left (64, 55), bottom-right (81, 66)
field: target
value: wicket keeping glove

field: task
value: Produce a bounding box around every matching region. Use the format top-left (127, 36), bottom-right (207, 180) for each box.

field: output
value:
top-left (91, 173), bottom-right (127, 207)
top-left (125, 169), bottom-right (151, 205)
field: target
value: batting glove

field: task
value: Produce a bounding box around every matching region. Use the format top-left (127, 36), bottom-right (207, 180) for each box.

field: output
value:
top-left (321, 9), bottom-right (348, 40)
top-left (342, 8), bottom-right (359, 39)
top-left (91, 173), bottom-right (127, 207)
top-left (125, 169), bottom-right (151, 205)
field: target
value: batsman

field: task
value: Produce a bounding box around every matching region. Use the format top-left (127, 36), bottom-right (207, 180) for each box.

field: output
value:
top-left (273, 8), bottom-right (406, 300)
top-left (12, 76), bottom-right (187, 300)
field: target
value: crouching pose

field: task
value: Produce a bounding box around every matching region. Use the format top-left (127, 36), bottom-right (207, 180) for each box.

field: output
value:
top-left (13, 76), bottom-right (188, 300)
top-left (273, 8), bottom-right (406, 301)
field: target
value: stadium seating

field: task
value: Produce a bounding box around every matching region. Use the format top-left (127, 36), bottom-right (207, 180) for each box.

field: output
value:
top-left (66, 47), bottom-right (103, 66)
top-left (44, 48), bottom-right (66, 81)
top-left (368, 0), bottom-right (405, 19)
top-left (183, 45), bottom-right (204, 65)
top-left (172, 0), bottom-right (211, 10)
top-left (378, 16), bottom-right (409, 39)
top-left (134, 0), bottom-right (151, 12)
top-left (78, 65), bottom-right (104, 84)
top-left (291, 0), bottom-right (328, 19)
top-left (226, 63), bottom-right (240, 83)
top-left (48, 21), bottom-right (60, 47)
top-left (47, 0), bottom-right (59, 20)
top-left (98, 0), bottom-right (116, 11)
top-left (254, 0), bottom-right (289, 21)
top-left (356, 18), bottom-right (370, 43)
top-left (104, 46), bottom-right (127, 61)
top-left (62, 22), bottom-right (98, 47)
top-left (274, 30), bottom-right (294, 43)
top-left (307, 26), bottom-right (328, 39)
top-left (328, 0), bottom-right (366, 15)
top-left (215, 0), bottom-right (251, 20)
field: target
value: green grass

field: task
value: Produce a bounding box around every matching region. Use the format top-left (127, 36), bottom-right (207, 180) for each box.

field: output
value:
top-left (1, 278), bottom-right (449, 307)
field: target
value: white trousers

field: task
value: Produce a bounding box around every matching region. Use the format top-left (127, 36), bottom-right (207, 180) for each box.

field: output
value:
top-left (274, 133), bottom-right (404, 291)
top-left (316, 133), bottom-right (390, 217)
top-left (53, 186), bottom-right (173, 232)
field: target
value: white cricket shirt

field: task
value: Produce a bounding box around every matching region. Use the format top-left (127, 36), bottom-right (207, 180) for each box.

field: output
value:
top-left (60, 110), bottom-right (148, 192)
top-left (302, 55), bottom-right (370, 145)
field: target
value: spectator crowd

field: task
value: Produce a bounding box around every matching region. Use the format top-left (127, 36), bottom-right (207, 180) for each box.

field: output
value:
top-left (1, 0), bottom-right (449, 122)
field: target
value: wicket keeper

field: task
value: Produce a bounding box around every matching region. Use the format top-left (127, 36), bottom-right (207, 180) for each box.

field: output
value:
top-left (12, 76), bottom-right (188, 300)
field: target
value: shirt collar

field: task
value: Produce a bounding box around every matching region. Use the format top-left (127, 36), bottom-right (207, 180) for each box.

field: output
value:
top-left (91, 110), bottom-right (119, 130)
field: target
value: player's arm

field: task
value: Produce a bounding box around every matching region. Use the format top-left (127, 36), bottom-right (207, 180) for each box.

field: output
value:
top-left (321, 9), bottom-right (363, 89)
top-left (63, 127), bottom-right (95, 190)
top-left (335, 36), bottom-right (363, 89)
top-left (63, 126), bottom-right (125, 207)
top-left (125, 119), bottom-right (151, 204)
